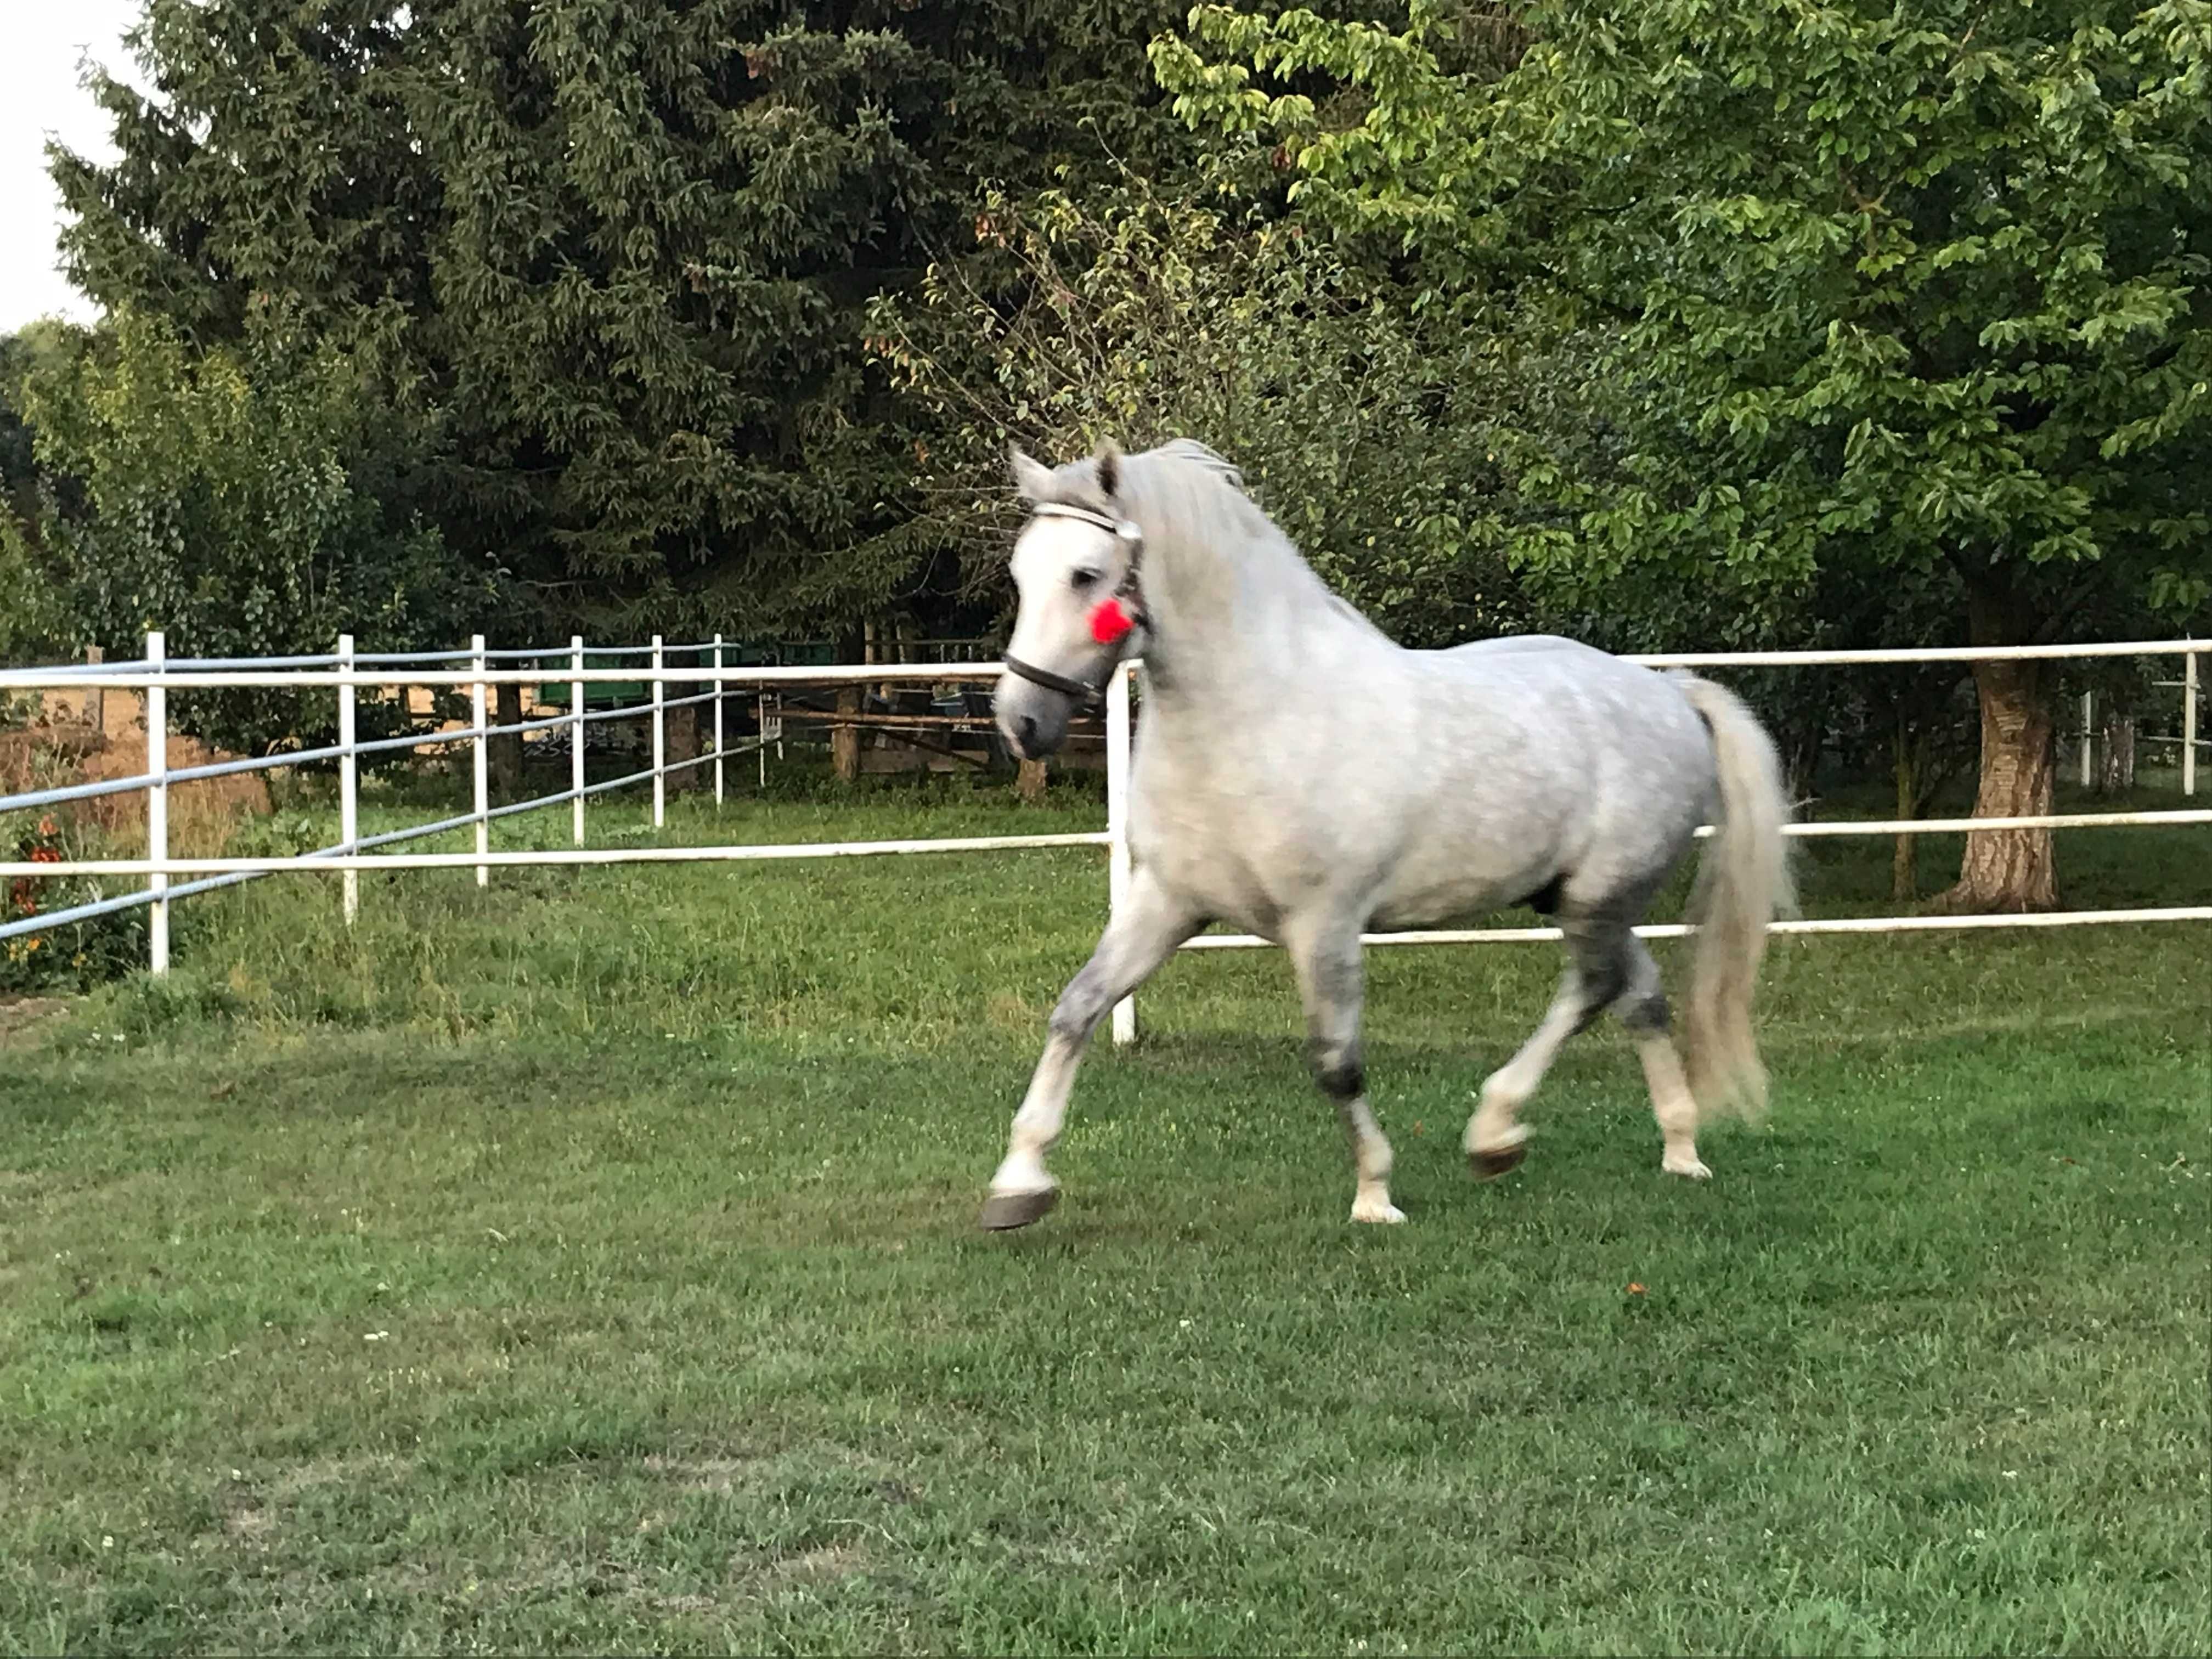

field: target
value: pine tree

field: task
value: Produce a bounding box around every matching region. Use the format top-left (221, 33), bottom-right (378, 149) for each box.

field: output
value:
top-left (54, 0), bottom-right (1192, 645)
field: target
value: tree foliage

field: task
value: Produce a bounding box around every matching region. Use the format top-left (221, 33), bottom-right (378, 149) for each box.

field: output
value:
top-left (53, 0), bottom-right (1197, 644)
top-left (868, 177), bottom-right (1530, 644)
top-left (0, 513), bottom-right (57, 673)
top-left (1160, 0), bottom-right (2212, 616)
top-left (1158, 0), bottom-right (2212, 906)
top-left (0, 329), bottom-right (79, 667)
top-left (15, 308), bottom-right (477, 752)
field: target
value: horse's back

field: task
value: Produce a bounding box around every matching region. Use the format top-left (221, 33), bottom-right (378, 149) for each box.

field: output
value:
top-left (1436, 634), bottom-right (1698, 732)
top-left (1446, 632), bottom-right (1591, 658)
top-left (1440, 633), bottom-right (1641, 674)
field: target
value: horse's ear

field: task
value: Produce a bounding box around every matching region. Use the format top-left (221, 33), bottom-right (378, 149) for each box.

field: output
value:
top-left (1008, 444), bottom-right (1056, 505)
top-left (1092, 438), bottom-right (1122, 500)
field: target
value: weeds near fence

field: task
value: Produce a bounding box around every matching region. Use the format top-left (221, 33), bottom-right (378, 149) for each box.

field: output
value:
top-left (0, 814), bottom-right (148, 993)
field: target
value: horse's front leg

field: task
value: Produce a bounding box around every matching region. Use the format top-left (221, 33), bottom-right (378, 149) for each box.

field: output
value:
top-left (1286, 916), bottom-right (1404, 1225)
top-left (978, 870), bottom-right (1200, 1231)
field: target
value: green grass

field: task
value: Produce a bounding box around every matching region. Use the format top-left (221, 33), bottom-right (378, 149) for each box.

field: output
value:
top-left (3, 772), bottom-right (2207, 1654)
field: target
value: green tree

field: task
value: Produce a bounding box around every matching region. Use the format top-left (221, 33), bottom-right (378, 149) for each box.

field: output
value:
top-left (869, 177), bottom-right (1530, 645)
top-left (1158, 0), bottom-right (2212, 910)
top-left (16, 307), bottom-right (477, 752)
top-left (53, 0), bottom-right (1196, 650)
top-left (0, 509), bottom-right (59, 673)
top-left (0, 327), bottom-right (81, 668)
top-left (2, 352), bottom-right (57, 676)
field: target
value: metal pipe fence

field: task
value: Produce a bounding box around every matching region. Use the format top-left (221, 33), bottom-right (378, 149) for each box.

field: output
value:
top-left (2, 636), bottom-right (2207, 1045)
top-left (0, 633), bottom-right (1049, 963)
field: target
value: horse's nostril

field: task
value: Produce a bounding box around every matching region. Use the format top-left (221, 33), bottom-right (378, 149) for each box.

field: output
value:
top-left (1018, 715), bottom-right (1039, 751)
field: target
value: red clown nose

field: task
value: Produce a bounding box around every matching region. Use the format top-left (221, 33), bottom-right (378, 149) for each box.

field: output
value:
top-left (1088, 597), bottom-right (1135, 646)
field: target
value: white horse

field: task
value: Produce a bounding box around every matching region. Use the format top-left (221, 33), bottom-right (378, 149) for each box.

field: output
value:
top-left (983, 438), bottom-right (1792, 1230)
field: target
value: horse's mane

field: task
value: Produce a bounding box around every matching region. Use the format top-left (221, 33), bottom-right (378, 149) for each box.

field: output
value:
top-left (1116, 439), bottom-right (1269, 561)
top-left (1117, 440), bottom-right (1393, 645)
top-left (1146, 438), bottom-right (1244, 492)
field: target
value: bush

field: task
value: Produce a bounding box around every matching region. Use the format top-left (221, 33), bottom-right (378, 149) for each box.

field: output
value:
top-left (14, 307), bottom-right (491, 754)
top-left (1, 815), bottom-right (150, 994)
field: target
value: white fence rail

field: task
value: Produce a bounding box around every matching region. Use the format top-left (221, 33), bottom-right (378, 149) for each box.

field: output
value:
top-left (2, 636), bottom-right (2207, 1045)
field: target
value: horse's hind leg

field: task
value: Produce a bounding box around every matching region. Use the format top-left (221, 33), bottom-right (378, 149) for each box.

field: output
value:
top-left (1465, 969), bottom-right (1592, 1176)
top-left (1615, 936), bottom-right (1712, 1180)
top-left (1464, 919), bottom-right (1626, 1177)
top-left (1465, 926), bottom-right (1714, 1181)
top-left (979, 869), bottom-right (1199, 1231)
top-left (1284, 919), bottom-right (1403, 1224)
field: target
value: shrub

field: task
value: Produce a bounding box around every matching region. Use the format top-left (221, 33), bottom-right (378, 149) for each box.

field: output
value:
top-left (1, 814), bottom-right (149, 994)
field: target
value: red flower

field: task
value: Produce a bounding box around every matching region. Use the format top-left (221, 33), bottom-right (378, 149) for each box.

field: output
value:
top-left (1088, 598), bottom-right (1135, 646)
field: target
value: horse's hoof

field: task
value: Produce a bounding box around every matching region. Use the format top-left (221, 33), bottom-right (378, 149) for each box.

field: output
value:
top-left (978, 1188), bottom-right (1059, 1231)
top-left (1350, 1195), bottom-right (1408, 1224)
top-left (1468, 1143), bottom-right (1527, 1180)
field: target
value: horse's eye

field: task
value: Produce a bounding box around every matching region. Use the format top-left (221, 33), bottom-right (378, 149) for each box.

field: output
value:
top-left (1070, 568), bottom-right (1101, 592)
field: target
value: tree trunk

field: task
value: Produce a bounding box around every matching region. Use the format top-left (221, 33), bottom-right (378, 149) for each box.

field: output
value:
top-left (1016, 757), bottom-right (1049, 803)
top-left (831, 688), bottom-right (860, 783)
top-left (2096, 714), bottom-right (2135, 794)
top-left (666, 690), bottom-right (701, 794)
top-left (1934, 656), bottom-right (2057, 912)
top-left (85, 645), bottom-right (105, 738)
top-left (1780, 697), bottom-right (1826, 806)
top-left (489, 680), bottom-right (524, 801)
top-left (1891, 709), bottom-right (1917, 904)
top-left (1933, 578), bottom-right (2058, 913)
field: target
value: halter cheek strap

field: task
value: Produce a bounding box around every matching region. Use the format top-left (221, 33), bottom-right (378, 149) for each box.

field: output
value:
top-left (1001, 500), bottom-right (1149, 706)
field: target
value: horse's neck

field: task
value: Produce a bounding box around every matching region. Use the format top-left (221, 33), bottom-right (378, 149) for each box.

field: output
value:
top-left (1145, 526), bottom-right (1348, 700)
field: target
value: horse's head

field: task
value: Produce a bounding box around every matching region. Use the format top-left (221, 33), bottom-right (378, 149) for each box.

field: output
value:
top-left (996, 439), bottom-right (1146, 760)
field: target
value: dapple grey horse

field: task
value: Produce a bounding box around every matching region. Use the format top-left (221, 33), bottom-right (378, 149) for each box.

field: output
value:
top-left (983, 438), bottom-right (1792, 1231)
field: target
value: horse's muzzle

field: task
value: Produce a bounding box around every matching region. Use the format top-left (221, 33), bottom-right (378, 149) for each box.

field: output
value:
top-left (995, 678), bottom-right (1073, 760)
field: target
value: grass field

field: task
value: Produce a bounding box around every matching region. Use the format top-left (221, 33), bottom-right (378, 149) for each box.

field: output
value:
top-left (3, 768), bottom-right (2207, 1653)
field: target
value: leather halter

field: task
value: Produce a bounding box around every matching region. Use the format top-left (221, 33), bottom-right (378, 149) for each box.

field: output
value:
top-left (1000, 501), bottom-right (1148, 706)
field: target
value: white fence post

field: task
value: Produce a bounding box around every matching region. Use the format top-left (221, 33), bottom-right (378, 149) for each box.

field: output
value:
top-left (571, 636), bottom-right (586, 844)
top-left (712, 633), bottom-right (725, 807)
top-left (338, 633), bottom-right (358, 926)
top-left (2185, 648), bottom-right (2198, 798)
top-left (2080, 691), bottom-right (2094, 787)
top-left (471, 634), bottom-right (489, 888)
top-left (145, 630), bottom-right (168, 975)
top-left (1108, 659), bottom-right (1137, 1047)
top-left (652, 634), bottom-right (666, 829)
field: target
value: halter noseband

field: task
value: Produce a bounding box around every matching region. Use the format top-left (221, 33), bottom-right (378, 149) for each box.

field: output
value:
top-left (1001, 500), bottom-right (1149, 706)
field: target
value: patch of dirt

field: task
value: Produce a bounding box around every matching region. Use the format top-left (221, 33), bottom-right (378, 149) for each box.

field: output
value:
top-left (222, 1501), bottom-right (273, 1549)
top-left (769, 1542), bottom-right (868, 1584)
top-left (3, 723), bottom-right (271, 851)
top-left (270, 1453), bottom-right (415, 1497)
top-left (0, 997), bottom-right (71, 1046)
top-left (642, 1453), bottom-right (763, 1494)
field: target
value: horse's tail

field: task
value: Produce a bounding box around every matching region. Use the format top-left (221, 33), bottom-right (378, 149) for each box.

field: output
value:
top-left (1674, 674), bottom-right (1795, 1120)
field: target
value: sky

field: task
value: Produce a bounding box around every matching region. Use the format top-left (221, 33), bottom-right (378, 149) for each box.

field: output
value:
top-left (2, 1), bottom-right (145, 334)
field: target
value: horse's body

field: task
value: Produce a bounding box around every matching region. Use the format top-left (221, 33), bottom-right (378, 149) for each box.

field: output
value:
top-left (1133, 631), bottom-right (1715, 939)
top-left (983, 439), bottom-right (1792, 1229)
